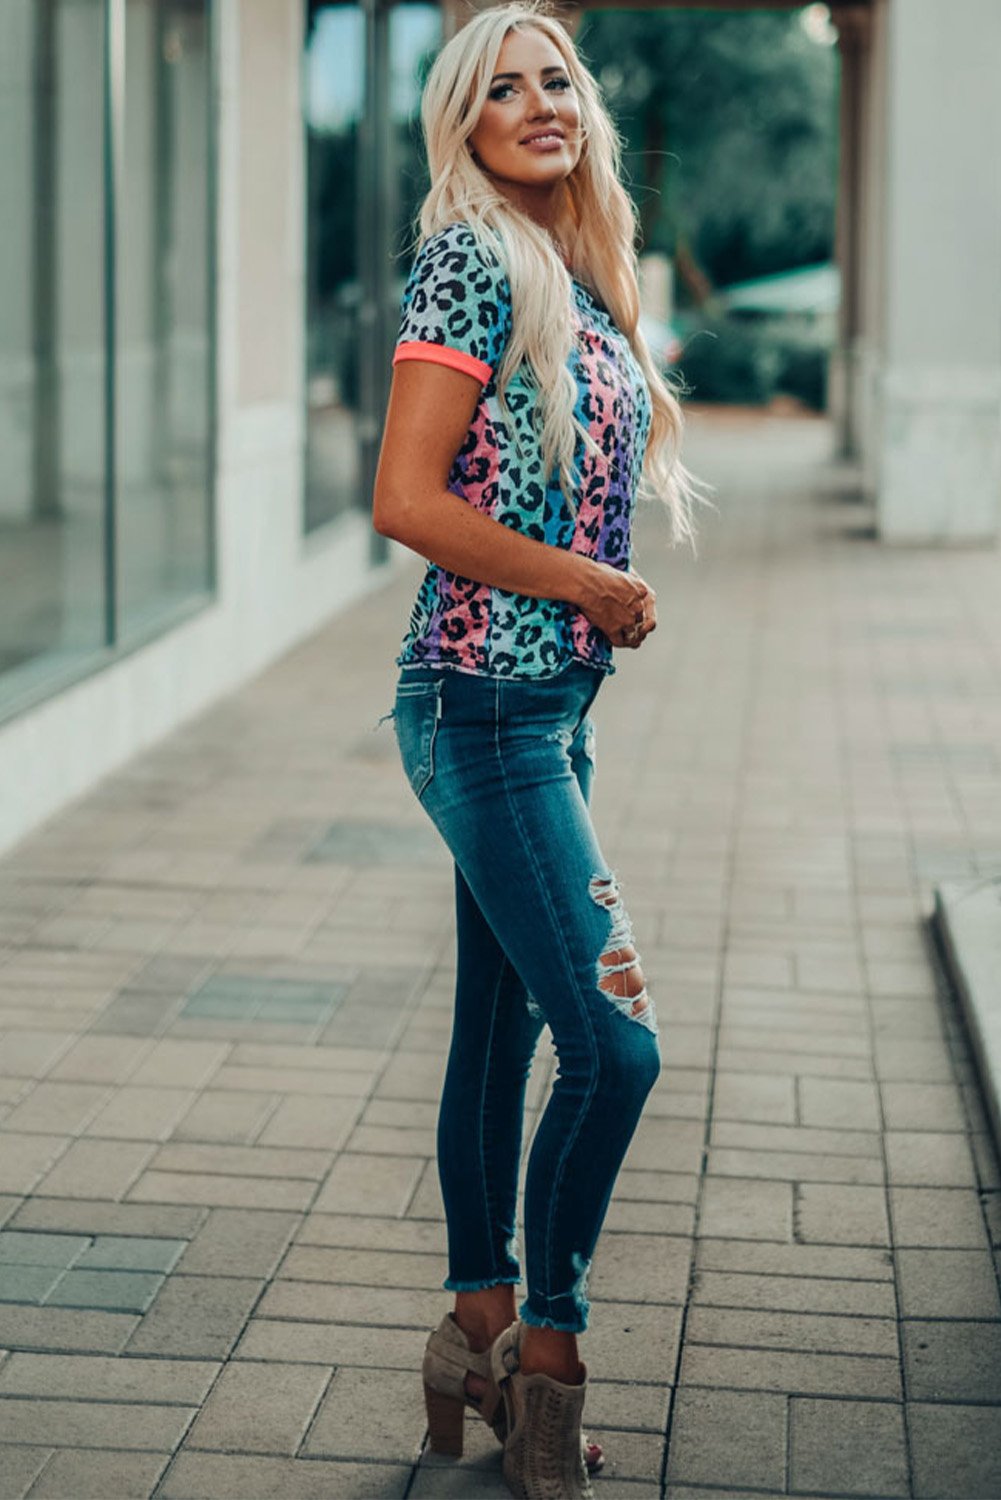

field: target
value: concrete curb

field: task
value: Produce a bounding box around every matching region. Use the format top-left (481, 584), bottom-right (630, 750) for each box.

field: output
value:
top-left (934, 878), bottom-right (1001, 1154)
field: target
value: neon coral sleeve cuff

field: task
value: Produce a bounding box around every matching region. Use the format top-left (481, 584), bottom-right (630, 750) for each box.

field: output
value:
top-left (393, 341), bottom-right (492, 385)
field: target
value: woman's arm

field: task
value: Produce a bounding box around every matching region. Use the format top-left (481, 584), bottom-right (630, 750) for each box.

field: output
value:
top-left (373, 362), bottom-right (656, 647)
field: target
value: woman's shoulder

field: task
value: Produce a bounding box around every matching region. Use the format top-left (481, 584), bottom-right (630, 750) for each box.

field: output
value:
top-left (414, 221), bottom-right (507, 283)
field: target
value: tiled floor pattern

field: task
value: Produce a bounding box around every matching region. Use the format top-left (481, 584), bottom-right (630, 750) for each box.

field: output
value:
top-left (0, 413), bottom-right (1000, 1498)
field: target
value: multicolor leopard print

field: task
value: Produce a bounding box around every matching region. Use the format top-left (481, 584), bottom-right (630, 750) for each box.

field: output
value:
top-left (392, 222), bottom-right (652, 679)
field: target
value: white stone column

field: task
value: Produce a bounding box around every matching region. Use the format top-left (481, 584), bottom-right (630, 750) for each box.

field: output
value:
top-left (874, 0), bottom-right (1001, 542)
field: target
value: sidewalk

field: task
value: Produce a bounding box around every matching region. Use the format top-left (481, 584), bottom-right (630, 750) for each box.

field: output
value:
top-left (1, 410), bottom-right (999, 1500)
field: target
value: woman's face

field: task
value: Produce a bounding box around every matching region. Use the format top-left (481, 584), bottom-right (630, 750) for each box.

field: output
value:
top-left (468, 27), bottom-right (582, 198)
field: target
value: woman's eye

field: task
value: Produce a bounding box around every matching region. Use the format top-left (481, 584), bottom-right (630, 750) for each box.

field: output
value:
top-left (546, 77), bottom-right (571, 91)
top-left (488, 84), bottom-right (514, 101)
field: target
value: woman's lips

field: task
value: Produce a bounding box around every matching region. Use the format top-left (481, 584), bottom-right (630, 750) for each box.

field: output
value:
top-left (520, 133), bottom-right (566, 152)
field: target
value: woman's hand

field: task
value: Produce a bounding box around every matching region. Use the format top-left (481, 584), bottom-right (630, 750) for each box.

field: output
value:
top-left (576, 561), bottom-right (657, 650)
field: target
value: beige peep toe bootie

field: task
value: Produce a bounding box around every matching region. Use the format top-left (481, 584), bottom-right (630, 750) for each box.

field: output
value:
top-left (491, 1321), bottom-right (595, 1500)
top-left (422, 1312), bottom-right (507, 1455)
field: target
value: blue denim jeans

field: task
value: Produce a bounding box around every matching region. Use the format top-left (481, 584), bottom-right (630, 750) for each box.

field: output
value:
top-left (392, 661), bottom-right (661, 1333)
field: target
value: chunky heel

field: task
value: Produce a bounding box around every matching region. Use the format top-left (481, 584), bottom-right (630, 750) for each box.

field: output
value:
top-left (424, 1378), bottom-right (465, 1455)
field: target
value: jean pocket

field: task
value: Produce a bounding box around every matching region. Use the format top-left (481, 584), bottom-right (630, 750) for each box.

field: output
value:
top-left (393, 678), bottom-right (443, 800)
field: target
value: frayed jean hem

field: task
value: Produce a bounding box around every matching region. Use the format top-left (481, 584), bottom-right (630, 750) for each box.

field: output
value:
top-left (444, 1273), bottom-right (521, 1293)
top-left (519, 1298), bottom-right (589, 1334)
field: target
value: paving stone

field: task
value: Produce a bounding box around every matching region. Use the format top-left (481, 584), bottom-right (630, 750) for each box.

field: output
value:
top-left (0, 1305), bottom-right (138, 1353)
top-left (26, 1448), bottom-right (171, 1498)
top-left (152, 1141), bottom-right (331, 1182)
top-left (85, 1087), bottom-right (197, 1142)
top-left (311, 1154), bottom-right (425, 1216)
top-left (888, 1186), bottom-right (990, 1249)
top-left (698, 1177), bottom-right (792, 1241)
top-left (278, 1245), bottom-right (442, 1292)
top-left (0, 1352), bottom-right (219, 1404)
top-left (0, 1265), bottom-right (65, 1305)
top-left (0, 1231), bottom-right (89, 1267)
top-left (692, 1271), bottom-right (897, 1318)
top-left (589, 1232), bottom-right (691, 1305)
top-left (716, 1046), bottom-right (872, 1081)
top-left (908, 1401), bottom-right (1001, 1499)
top-left (885, 1130), bottom-right (978, 1188)
top-left (610, 1169), bottom-right (700, 1206)
top-left (258, 1280), bottom-right (441, 1329)
top-left (1, 1083), bottom-right (110, 1137)
top-left (302, 1366), bottom-right (424, 1460)
top-left (796, 1183), bottom-right (890, 1246)
top-left (666, 1388), bottom-right (786, 1490)
top-left (127, 1170), bottom-right (314, 1212)
top-left (621, 1118), bottom-right (705, 1174)
top-left (708, 1146), bottom-right (883, 1186)
top-left (75, 1234), bottom-right (186, 1273)
top-left (48, 1035), bottom-right (152, 1085)
top-left (186, 1360), bottom-right (331, 1455)
top-left (0, 1395), bottom-right (194, 1449)
top-left (295, 1214), bottom-right (446, 1255)
top-left (0, 1136), bottom-right (69, 1196)
top-left (873, 1038), bottom-right (954, 1083)
top-left (159, 1452), bottom-right (410, 1499)
top-left (172, 1091), bottom-right (279, 1146)
top-left (0, 1445), bottom-right (51, 1500)
top-left (44, 1268), bottom-right (164, 1313)
top-left (602, 1200), bottom-right (696, 1237)
top-left (128, 1039), bottom-right (231, 1090)
top-left (712, 1120), bottom-right (881, 1159)
top-left (582, 1303), bottom-right (682, 1383)
top-left (35, 1140), bottom-right (154, 1201)
top-left (788, 1396), bottom-right (907, 1496)
top-left (901, 1320), bottom-right (1001, 1402)
top-left (0, 1031), bottom-right (72, 1079)
top-left (257, 1095), bottom-right (362, 1150)
top-left (211, 1065), bottom-right (370, 1097)
top-left (880, 1081), bottom-right (966, 1132)
top-left (10, 1199), bottom-right (206, 1239)
top-left (896, 1248), bottom-right (1001, 1318)
top-left (234, 1319), bottom-right (426, 1369)
top-left (687, 1305), bottom-right (898, 1357)
top-left (178, 1209), bottom-right (299, 1278)
top-left (695, 1238), bottom-right (893, 1282)
top-left (126, 1275), bottom-right (262, 1359)
top-left (585, 1380), bottom-right (670, 1433)
top-left (580, 1430), bottom-right (664, 1484)
top-left (797, 1077), bottom-right (881, 1131)
top-left (680, 1343), bottom-right (901, 1399)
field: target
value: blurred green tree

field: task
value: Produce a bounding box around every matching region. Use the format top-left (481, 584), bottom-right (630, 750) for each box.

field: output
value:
top-left (577, 7), bottom-right (839, 304)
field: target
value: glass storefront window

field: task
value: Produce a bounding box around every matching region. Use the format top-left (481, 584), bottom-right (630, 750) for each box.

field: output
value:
top-left (303, 2), bottom-right (365, 533)
top-left (118, 0), bottom-right (213, 638)
top-left (0, 0), bottom-right (107, 702)
top-left (0, 0), bottom-right (214, 721)
top-left (303, 0), bottom-right (440, 536)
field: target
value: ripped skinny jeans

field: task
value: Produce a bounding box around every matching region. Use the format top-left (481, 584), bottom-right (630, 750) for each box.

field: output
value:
top-left (393, 661), bottom-right (661, 1333)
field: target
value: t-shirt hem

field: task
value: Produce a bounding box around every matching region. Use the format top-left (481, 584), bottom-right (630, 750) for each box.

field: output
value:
top-left (396, 653), bottom-right (615, 682)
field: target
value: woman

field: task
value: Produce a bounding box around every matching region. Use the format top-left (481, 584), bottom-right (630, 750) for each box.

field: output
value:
top-left (373, 5), bottom-right (700, 1496)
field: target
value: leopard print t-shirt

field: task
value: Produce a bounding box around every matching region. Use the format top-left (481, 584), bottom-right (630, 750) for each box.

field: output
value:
top-left (392, 222), bottom-right (652, 679)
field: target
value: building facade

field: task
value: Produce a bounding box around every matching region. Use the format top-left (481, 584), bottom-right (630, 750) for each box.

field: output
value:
top-left (1, 0), bottom-right (999, 856)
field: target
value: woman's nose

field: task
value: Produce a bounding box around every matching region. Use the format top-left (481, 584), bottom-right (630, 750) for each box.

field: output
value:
top-left (525, 86), bottom-right (557, 120)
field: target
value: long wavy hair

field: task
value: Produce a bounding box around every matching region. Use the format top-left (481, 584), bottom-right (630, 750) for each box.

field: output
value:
top-left (417, 0), bottom-right (704, 542)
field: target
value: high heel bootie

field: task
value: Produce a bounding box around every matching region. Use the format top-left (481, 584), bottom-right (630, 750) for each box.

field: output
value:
top-left (491, 1320), bottom-right (595, 1500)
top-left (422, 1312), bottom-right (506, 1456)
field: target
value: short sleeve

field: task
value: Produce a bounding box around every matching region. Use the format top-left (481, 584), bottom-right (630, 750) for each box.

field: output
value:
top-left (394, 223), bottom-right (512, 386)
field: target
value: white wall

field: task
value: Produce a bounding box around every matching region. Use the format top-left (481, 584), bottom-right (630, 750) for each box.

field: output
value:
top-left (873, 0), bottom-right (1001, 541)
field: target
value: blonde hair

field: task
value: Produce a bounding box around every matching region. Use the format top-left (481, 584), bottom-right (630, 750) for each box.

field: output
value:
top-left (417, 0), bottom-right (704, 543)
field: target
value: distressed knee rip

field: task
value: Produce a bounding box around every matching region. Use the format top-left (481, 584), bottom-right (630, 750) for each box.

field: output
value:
top-left (589, 873), bottom-right (658, 1034)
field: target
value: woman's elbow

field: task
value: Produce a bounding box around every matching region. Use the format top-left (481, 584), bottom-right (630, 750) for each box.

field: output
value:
top-left (372, 483), bottom-right (408, 541)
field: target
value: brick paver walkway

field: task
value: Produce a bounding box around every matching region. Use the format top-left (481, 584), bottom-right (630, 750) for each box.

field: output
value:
top-left (1, 412), bottom-right (999, 1499)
